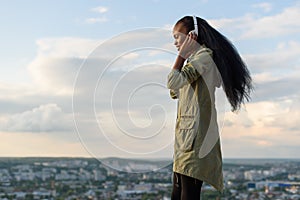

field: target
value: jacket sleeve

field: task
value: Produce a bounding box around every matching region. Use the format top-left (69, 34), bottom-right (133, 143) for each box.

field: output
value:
top-left (167, 64), bottom-right (200, 90)
top-left (167, 47), bottom-right (213, 90)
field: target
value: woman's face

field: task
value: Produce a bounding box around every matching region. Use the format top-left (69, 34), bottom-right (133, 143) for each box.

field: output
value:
top-left (173, 23), bottom-right (188, 51)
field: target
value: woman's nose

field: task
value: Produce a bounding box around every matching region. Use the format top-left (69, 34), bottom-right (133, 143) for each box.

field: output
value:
top-left (174, 40), bottom-right (178, 46)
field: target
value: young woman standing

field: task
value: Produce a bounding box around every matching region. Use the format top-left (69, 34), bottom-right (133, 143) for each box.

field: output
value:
top-left (167, 16), bottom-right (253, 200)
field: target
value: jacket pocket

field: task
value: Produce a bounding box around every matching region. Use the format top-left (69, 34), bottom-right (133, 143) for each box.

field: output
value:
top-left (176, 116), bottom-right (197, 152)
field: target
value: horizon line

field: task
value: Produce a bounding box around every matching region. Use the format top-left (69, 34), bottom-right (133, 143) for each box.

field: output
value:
top-left (0, 156), bottom-right (299, 160)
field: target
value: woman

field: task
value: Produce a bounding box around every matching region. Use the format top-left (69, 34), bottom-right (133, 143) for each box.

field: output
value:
top-left (167, 16), bottom-right (253, 200)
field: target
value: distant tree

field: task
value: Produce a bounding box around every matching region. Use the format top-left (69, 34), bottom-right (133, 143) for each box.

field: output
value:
top-left (25, 194), bottom-right (34, 200)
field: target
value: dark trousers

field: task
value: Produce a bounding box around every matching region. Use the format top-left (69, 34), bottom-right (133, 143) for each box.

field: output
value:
top-left (171, 172), bottom-right (203, 200)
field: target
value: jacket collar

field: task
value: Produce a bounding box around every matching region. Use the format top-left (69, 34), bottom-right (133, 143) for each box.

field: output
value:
top-left (187, 44), bottom-right (207, 61)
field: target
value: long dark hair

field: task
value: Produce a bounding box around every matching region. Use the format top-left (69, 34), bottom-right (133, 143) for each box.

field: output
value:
top-left (176, 16), bottom-right (253, 111)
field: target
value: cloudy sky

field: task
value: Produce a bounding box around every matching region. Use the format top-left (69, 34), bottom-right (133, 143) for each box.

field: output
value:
top-left (0, 0), bottom-right (299, 159)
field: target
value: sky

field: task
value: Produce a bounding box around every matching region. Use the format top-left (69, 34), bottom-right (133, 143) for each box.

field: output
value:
top-left (0, 0), bottom-right (300, 159)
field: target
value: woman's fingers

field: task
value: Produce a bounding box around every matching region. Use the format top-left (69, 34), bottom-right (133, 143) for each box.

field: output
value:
top-left (179, 32), bottom-right (199, 58)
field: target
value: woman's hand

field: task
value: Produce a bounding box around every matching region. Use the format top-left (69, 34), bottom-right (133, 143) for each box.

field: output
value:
top-left (179, 32), bottom-right (198, 59)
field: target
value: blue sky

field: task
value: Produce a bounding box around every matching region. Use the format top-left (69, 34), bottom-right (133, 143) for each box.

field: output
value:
top-left (0, 0), bottom-right (297, 85)
top-left (0, 0), bottom-right (299, 158)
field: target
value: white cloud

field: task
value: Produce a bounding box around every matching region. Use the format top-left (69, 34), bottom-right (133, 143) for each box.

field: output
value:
top-left (0, 82), bottom-right (34, 100)
top-left (245, 41), bottom-right (300, 72)
top-left (27, 28), bottom-right (174, 95)
top-left (261, 98), bottom-right (300, 131)
top-left (87, 6), bottom-right (109, 24)
top-left (224, 98), bottom-right (300, 137)
top-left (28, 37), bottom-right (102, 95)
top-left (252, 72), bottom-right (279, 84)
top-left (85, 17), bottom-right (108, 24)
top-left (243, 5), bottom-right (300, 39)
top-left (209, 4), bottom-right (300, 39)
top-left (252, 2), bottom-right (272, 12)
top-left (0, 29), bottom-right (177, 158)
top-left (28, 56), bottom-right (82, 95)
top-left (242, 41), bottom-right (300, 102)
top-left (221, 97), bottom-right (300, 158)
top-left (91, 6), bottom-right (109, 13)
top-left (122, 52), bottom-right (139, 60)
top-left (35, 37), bottom-right (101, 58)
top-left (28, 30), bottom-right (173, 95)
top-left (0, 104), bottom-right (73, 132)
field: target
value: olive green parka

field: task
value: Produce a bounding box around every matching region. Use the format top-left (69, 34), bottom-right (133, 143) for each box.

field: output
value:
top-left (167, 46), bottom-right (224, 192)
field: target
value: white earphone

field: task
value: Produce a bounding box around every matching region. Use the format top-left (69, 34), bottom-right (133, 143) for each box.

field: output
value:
top-left (189, 15), bottom-right (198, 36)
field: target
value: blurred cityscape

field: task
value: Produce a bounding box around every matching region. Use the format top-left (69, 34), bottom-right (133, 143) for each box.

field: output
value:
top-left (0, 157), bottom-right (299, 200)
